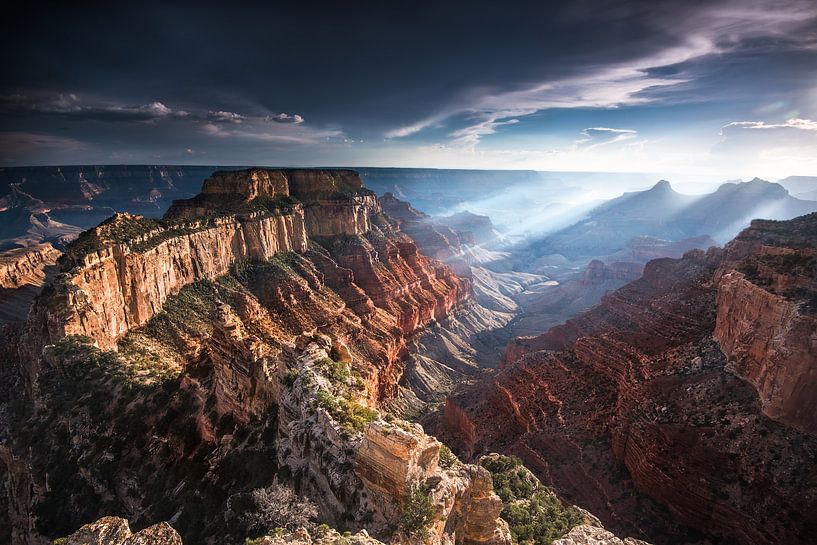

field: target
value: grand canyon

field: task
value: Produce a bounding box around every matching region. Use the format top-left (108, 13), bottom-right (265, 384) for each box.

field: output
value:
top-left (2, 2), bottom-right (817, 545)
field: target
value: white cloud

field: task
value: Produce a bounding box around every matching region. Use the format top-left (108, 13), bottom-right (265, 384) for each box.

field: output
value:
top-left (383, 0), bottom-right (817, 147)
top-left (207, 110), bottom-right (247, 123)
top-left (449, 116), bottom-right (521, 148)
top-left (577, 127), bottom-right (638, 147)
top-left (202, 121), bottom-right (341, 145)
top-left (721, 118), bottom-right (817, 133)
top-left (267, 113), bottom-right (305, 124)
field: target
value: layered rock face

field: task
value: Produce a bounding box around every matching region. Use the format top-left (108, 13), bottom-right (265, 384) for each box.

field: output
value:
top-left (0, 243), bottom-right (61, 322)
top-left (3, 169), bottom-right (509, 544)
top-left (41, 210), bottom-right (308, 350)
top-left (439, 214), bottom-right (817, 545)
top-left (34, 169), bottom-right (393, 351)
top-left (0, 243), bottom-right (60, 290)
top-left (167, 168), bottom-right (381, 237)
top-left (713, 217), bottom-right (817, 434)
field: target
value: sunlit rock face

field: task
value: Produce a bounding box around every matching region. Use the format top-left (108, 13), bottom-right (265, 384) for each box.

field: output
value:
top-left (58, 516), bottom-right (182, 545)
top-left (36, 210), bottom-right (309, 350)
top-left (4, 168), bottom-right (514, 545)
top-left (439, 213), bottom-right (817, 545)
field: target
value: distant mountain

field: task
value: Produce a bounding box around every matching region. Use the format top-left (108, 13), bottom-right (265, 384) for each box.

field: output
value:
top-left (531, 178), bottom-right (817, 258)
top-left (0, 165), bottom-right (236, 217)
top-left (778, 175), bottom-right (817, 196)
top-left (797, 189), bottom-right (817, 201)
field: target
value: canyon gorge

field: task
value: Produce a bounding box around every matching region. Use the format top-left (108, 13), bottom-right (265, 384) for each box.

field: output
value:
top-left (0, 167), bottom-right (815, 545)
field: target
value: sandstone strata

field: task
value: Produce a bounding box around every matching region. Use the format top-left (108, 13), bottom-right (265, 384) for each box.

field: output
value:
top-left (43, 210), bottom-right (308, 350)
top-left (0, 243), bottom-right (60, 290)
top-left (440, 214), bottom-right (817, 545)
top-left (4, 169), bottom-right (509, 544)
top-left (0, 242), bottom-right (61, 322)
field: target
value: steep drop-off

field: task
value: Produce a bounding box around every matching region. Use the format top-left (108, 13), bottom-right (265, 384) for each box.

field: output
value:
top-left (2, 169), bottom-right (524, 545)
top-left (438, 214), bottom-right (817, 545)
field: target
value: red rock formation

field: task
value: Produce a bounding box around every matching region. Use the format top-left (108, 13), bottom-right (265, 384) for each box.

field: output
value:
top-left (439, 214), bottom-right (817, 545)
top-left (713, 217), bottom-right (817, 434)
top-left (0, 243), bottom-right (60, 290)
top-left (7, 168), bottom-right (487, 544)
top-left (42, 211), bottom-right (308, 350)
top-left (0, 242), bottom-right (61, 322)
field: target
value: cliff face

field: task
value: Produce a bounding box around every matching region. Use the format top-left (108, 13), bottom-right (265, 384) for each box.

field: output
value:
top-left (713, 217), bottom-right (817, 434)
top-left (439, 214), bottom-right (817, 545)
top-left (0, 243), bottom-right (60, 290)
top-left (0, 243), bottom-right (61, 322)
top-left (3, 169), bottom-right (511, 544)
top-left (35, 169), bottom-right (394, 351)
top-left (42, 210), bottom-right (308, 350)
top-left (167, 168), bottom-right (381, 237)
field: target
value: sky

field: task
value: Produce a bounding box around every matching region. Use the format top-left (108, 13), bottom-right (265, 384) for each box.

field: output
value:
top-left (2, 0), bottom-right (817, 180)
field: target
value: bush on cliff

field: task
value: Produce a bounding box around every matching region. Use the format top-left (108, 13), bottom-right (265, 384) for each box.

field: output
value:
top-left (400, 483), bottom-right (435, 539)
top-left (226, 481), bottom-right (318, 536)
top-left (438, 444), bottom-right (461, 469)
top-left (481, 455), bottom-right (583, 545)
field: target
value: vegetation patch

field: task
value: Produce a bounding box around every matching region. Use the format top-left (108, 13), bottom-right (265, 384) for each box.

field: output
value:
top-left (438, 444), bottom-right (461, 469)
top-left (481, 455), bottom-right (583, 545)
top-left (400, 483), bottom-right (435, 539)
top-left (313, 387), bottom-right (377, 433)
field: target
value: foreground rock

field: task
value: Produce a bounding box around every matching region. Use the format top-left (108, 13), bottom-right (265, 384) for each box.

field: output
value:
top-left (58, 516), bottom-right (181, 545)
top-left (553, 525), bottom-right (649, 545)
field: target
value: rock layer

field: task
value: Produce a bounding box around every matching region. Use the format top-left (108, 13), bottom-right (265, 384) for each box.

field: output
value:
top-left (4, 169), bottom-right (508, 545)
top-left (439, 214), bottom-right (817, 545)
top-left (58, 516), bottom-right (182, 545)
top-left (44, 210), bottom-right (308, 350)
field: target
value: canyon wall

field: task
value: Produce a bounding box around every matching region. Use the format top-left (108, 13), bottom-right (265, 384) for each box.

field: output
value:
top-left (0, 243), bottom-right (60, 290)
top-left (713, 217), bottom-right (817, 434)
top-left (45, 210), bottom-right (308, 350)
top-left (38, 169), bottom-right (393, 351)
top-left (439, 214), bottom-right (817, 545)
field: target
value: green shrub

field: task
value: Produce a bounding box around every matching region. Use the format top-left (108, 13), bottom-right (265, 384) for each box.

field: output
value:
top-left (400, 484), bottom-right (435, 539)
top-left (283, 368), bottom-right (299, 388)
top-left (316, 388), bottom-right (378, 433)
top-left (481, 455), bottom-right (583, 545)
top-left (336, 398), bottom-right (378, 432)
top-left (316, 357), bottom-right (351, 383)
top-left (438, 444), bottom-right (460, 469)
top-left (315, 388), bottom-right (338, 413)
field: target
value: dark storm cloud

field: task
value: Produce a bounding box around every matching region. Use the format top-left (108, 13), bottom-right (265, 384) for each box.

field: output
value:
top-left (1, 0), bottom-right (816, 165)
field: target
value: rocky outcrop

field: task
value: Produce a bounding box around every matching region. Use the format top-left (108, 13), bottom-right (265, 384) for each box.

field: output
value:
top-left (42, 210), bottom-right (308, 350)
top-left (274, 341), bottom-right (510, 545)
top-left (166, 168), bottom-right (381, 238)
top-left (440, 214), bottom-right (817, 545)
top-left (0, 243), bottom-right (60, 290)
top-left (553, 525), bottom-right (649, 545)
top-left (0, 243), bottom-right (61, 322)
top-left (58, 516), bottom-right (181, 545)
top-left (713, 217), bottom-right (817, 434)
top-left (33, 169), bottom-right (398, 351)
top-left (715, 272), bottom-right (817, 432)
